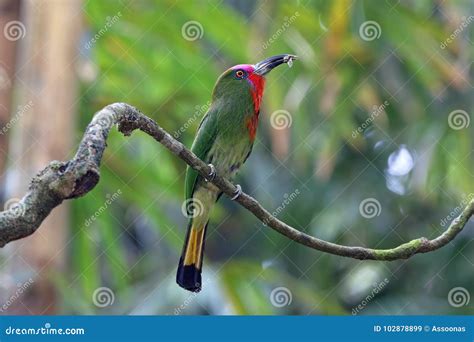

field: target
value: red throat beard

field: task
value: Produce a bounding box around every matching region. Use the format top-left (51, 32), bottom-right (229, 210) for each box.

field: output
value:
top-left (248, 73), bottom-right (266, 113)
top-left (246, 73), bottom-right (266, 141)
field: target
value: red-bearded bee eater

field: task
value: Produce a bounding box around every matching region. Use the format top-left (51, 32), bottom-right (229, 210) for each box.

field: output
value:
top-left (177, 54), bottom-right (297, 292)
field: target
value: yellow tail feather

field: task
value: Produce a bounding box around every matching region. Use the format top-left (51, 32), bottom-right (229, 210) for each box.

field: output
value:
top-left (183, 225), bottom-right (206, 268)
top-left (177, 187), bottom-right (217, 292)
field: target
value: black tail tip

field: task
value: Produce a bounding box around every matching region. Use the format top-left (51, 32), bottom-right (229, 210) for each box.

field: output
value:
top-left (176, 259), bottom-right (202, 292)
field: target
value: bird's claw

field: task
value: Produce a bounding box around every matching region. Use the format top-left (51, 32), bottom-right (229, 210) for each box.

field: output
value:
top-left (205, 164), bottom-right (216, 182)
top-left (231, 184), bottom-right (242, 200)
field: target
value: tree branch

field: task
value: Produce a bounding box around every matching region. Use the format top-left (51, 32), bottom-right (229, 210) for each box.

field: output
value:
top-left (1, 103), bottom-right (472, 260)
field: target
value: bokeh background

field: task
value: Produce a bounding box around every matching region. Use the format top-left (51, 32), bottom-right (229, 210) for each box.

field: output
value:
top-left (0, 0), bottom-right (472, 315)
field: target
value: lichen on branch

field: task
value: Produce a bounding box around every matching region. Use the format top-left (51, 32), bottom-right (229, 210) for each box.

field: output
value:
top-left (0, 103), bottom-right (472, 260)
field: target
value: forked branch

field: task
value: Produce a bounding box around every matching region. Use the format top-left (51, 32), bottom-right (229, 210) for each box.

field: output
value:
top-left (0, 103), bottom-right (472, 260)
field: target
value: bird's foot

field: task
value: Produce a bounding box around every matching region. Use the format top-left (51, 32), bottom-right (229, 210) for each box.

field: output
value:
top-left (205, 164), bottom-right (216, 182)
top-left (231, 184), bottom-right (242, 200)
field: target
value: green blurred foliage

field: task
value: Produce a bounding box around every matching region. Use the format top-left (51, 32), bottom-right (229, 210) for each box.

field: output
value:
top-left (63, 0), bottom-right (473, 314)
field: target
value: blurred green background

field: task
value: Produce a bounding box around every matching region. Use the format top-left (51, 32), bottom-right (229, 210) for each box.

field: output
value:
top-left (0, 0), bottom-right (472, 315)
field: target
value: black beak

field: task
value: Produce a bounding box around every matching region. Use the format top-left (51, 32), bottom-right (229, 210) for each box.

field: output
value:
top-left (254, 54), bottom-right (297, 76)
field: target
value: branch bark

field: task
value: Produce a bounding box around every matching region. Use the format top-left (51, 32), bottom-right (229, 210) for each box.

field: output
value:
top-left (1, 103), bottom-right (472, 260)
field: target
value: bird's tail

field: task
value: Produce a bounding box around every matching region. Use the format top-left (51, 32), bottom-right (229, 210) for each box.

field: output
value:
top-left (177, 191), bottom-right (214, 292)
top-left (176, 221), bottom-right (208, 292)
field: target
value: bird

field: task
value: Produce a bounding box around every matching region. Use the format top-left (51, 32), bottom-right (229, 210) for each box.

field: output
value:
top-left (176, 54), bottom-right (297, 292)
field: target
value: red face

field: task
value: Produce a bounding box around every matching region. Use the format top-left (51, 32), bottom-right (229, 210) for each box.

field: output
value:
top-left (227, 64), bottom-right (266, 142)
top-left (221, 55), bottom-right (296, 142)
top-left (230, 64), bottom-right (266, 114)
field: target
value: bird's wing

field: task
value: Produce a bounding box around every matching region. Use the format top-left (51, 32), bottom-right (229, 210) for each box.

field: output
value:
top-left (185, 108), bottom-right (218, 201)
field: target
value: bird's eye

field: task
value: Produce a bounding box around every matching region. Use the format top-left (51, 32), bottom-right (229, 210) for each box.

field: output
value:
top-left (235, 70), bottom-right (245, 79)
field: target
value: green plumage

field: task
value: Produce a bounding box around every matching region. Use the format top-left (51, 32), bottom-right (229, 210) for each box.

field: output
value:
top-left (177, 54), bottom-right (295, 292)
top-left (177, 68), bottom-right (258, 292)
top-left (185, 73), bottom-right (257, 202)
